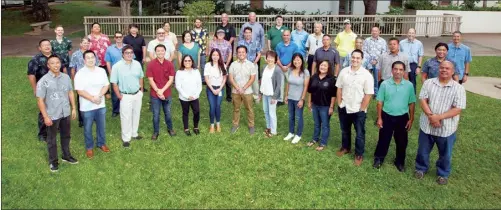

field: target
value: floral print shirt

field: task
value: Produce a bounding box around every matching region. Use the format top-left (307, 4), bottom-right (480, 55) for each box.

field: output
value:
top-left (50, 37), bottom-right (72, 67)
top-left (191, 28), bottom-right (208, 56)
top-left (87, 33), bottom-right (111, 67)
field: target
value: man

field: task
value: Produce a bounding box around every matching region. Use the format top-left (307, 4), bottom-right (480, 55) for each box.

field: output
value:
top-left (147, 28), bottom-right (175, 62)
top-left (363, 26), bottom-right (387, 96)
top-left (36, 55), bottom-right (78, 172)
top-left (123, 24), bottom-right (147, 65)
top-left (50, 25), bottom-right (72, 72)
top-left (110, 46), bottom-right (144, 148)
top-left (305, 22), bottom-right (324, 75)
top-left (312, 35), bottom-right (341, 76)
top-left (291, 20), bottom-right (309, 59)
top-left (191, 18), bottom-right (209, 79)
top-left (377, 37), bottom-right (411, 86)
top-left (400, 28), bottom-right (424, 93)
top-left (215, 13), bottom-right (237, 101)
top-left (146, 44), bottom-right (177, 140)
top-left (28, 39), bottom-right (66, 142)
top-left (229, 46), bottom-right (257, 135)
top-left (105, 31), bottom-right (130, 117)
top-left (239, 12), bottom-right (265, 53)
top-left (75, 50), bottom-right (111, 159)
top-left (422, 43), bottom-right (460, 82)
top-left (373, 61), bottom-right (416, 172)
top-left (334, 19), bottom-right (357, 65)
top-left (276, 30), bottom-right (299, 105)
top-left (415, 61), bottom-right (466, 185)
top-left (447, 31), bottom-right (472, 84)
top-left (335, 49), bottom-right (374, 166)
top-left (267, 15), bottom-right (289, 51)
top-left (342, 37), bottom-right (370, 70)
top-left (237, 27), bottom-right (262, 103)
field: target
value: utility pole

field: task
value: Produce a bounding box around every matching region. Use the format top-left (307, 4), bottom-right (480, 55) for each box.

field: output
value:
top-left (138, 0), bottom-right (142, 16)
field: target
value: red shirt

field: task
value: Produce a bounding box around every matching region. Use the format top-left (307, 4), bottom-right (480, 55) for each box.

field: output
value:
top-left (146, 58), bottom-right (176, 98)
top-left (88, 33), bottom-right (111, 67)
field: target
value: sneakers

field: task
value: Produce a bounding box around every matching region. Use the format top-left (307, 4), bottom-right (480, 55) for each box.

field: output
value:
top-left (283, 133), bottom-right (294, 141)
top-left (436, 176), bottom-right (448, 185)
top-left (216, 124), bottom-right (221, 132)
top-left (151, 133), bottom-right (159, 140)
top-left (230, 126), bottom-right (239, 134)
top-left (249, 127), bottom-right (255, 135)
top-left (62, 156), bottom-right (79, 164)
top-left (373, 159), bottom-right (383, 169)
top-left (291, 135), bottom-right (301, 144)
top-left (354, 155), bottom-right (364, 166)
top-left (193, 128), bottom-right (200, 135)
top-left (414, 170), bottom-right (424, 179)
top-left (49, 163), bottom-right (58, 172)
top-left (168, 129), bottom-right (176, 137)
top-left (123, 141), bottom-right (130, 148)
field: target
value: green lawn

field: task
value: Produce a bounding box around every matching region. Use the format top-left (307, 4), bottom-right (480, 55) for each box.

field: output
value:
top-left (1, 1), bottom-right (113, 36)
top-left (1, 56), bottom-right (501, 208)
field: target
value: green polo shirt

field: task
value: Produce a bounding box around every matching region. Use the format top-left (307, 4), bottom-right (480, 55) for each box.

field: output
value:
top-left (267, 25), bottom-right (289, 51)
top-left (376, 78), bottom-right (416, 116)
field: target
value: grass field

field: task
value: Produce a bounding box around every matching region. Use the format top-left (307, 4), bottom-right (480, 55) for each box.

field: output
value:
top-left (1, 56), bottom-right (501, 208)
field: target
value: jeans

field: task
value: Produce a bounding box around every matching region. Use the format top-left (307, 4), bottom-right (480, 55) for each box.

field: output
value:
top-left (287, 99), bottom-right (304, 136)
top-left (371, 65), bottom-right (379, 95)
top-left (47, 116), bottom-right (71, 165)
top-left (338, 107), bottom-right (367, 156)
top-left (207, 86), bottom-right (223, 124)
top-left (151, 96), bottom-right (173, 134)
top-left (111, 87), bottom-right (120, 114)
top-left (200, 54), bottom-right (206, 82)
top-left (415, 130), bottom-right (457, 178)
top-left (82, 107), bottom-right (106, 149)
top-left (262, 95), bottom-right (277, 134)
top-left (374, 111), bottom-right (409, 165)
top-left (312, 104), bottom-right (330, 146)
top-left (409, 63), bottom-right (418, 94)
top-left (180, 99), bottom-right (200, 130)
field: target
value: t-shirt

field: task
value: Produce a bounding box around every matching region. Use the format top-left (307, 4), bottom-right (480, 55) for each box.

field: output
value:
top-left (74, 66), bottom-right (109, 112)
top-left (146, 58), bottom-right (176, 98)
top-left (178, 43), bottom-right (200, 68)
top-left (334, 31), bottom-right (357, 57)
top-left (229, 60), bottom-right (257, 95)
top-left (215, 24), bottom-right (236, 47)
top-left (276, 42), bottom-right (299, 66)
top-left (307, 74), bottom-right (337, 107)
top-left (306, 33), bottom-right (323, 55)
top-left (204, 63), bottom-right (225, 86)
top-left (147, 39), bottom-right (175, 59)
top-left (287, 69), bottom-right (310, 101)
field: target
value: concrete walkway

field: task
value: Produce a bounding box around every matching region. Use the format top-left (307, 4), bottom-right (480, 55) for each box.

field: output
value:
top-left (463, 77), bottom-right (501, 100)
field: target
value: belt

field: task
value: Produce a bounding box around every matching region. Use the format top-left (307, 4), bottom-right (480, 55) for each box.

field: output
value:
top-left (120, 90), bottom-right (139, 95)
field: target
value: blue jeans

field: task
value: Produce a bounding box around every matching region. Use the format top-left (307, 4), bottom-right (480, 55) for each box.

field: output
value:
top-left (312, 104), bottom-right (330, 146)
top-left (82, 107), bottom-right (106, 149)
top-left (262, 95), bottom-right (278, 134)
top-left (415, 130), bottom-right (457, 178)
top-left (409, 63), bottom-right (418, 94)
top-left (338, 107), bottom-right (367, 156)
top-left (371, 65), bottom-right (379, 95)
top-left (200, 54), bottom-right (206, 82)
top-left (206, 86), bottom-right (224, 124)
top-left (287, 99), bottom-right (304, 137)
top-left (111, 88), bottom-right (120, 114)
top-left (151, 96), bottom-right (173, 134)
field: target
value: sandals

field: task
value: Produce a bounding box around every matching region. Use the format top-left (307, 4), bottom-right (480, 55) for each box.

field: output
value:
top-left (307, 141), bottom-right (317, 147)
top-left (315, 145), bottom-right (325, 151)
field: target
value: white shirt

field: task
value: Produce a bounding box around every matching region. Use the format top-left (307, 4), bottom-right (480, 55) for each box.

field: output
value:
top-left (147, 39), bottom-right (175, 59)
top-left (203, 63), bottom-right (225, 86)
top-left (335, 66), bottom-right (374, 113)
top-left (166, 32), bottom-right (178, 46)
top-left (175, 69), bottom-right (202, 101)
top-left (74, 66), bottom-right (110, 112)
top-left (260, 65), bottom-right (275, 96)
top-left (306, 33), bottom-right (324, 55)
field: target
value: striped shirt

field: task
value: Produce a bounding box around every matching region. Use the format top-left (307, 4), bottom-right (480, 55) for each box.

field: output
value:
top-left (419, 78), bottom-right (466, 137)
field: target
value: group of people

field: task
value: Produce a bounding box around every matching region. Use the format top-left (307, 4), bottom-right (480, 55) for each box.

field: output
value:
top-left (29, 13), bottom-right (470, 186)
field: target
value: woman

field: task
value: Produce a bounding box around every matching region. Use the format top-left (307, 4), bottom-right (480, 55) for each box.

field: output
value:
top-left (163, 22), bottom-right (178, 48)
top-left (307, 60), bottom-right (337, 151)
top-left (260, 51), bottom-right (283, 138)
top-left (50, 25), bottom-right (72, 74)
top-left (175, 55), bottom-right (202, 136)
top-left (204, 49), bottom-right (228, 133)
top-left (284, 53), bottom-right (310, 144)
top-left (178, 30), bottom-right (201, 69)
top-left (87, 22), bottom-right (111, 98)
top-left (209, 29), bottom-right (232, 67)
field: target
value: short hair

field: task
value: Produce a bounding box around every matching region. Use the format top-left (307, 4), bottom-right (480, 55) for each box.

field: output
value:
top-left (435, 42), bottom-right (449, 51)
top-left (391, 61), bottom-right (406, 70)
top-left (129, 24), bottom-right (139, 29)
top-left (122, 45), bottom-right (134, 54)
top-left (317, 60), bottom-right (334, 77)
top-left (243, 26), bottom-right (252, 33)
top-left (39, 39), bottom-right (50, 46)
top-left (114, 31), bottom-right (123, 36)
top-left (194, 18), bottom-right (202, 22)
top-left (388, 37), bottom-right (399, 44)
top-left (55, 25), bottom-right (63, 29)
top-left (236, 45), bottom-right (248, 53)
top-left (275, 15), bottom-right (283, 20)
top-left (352, 49), bottom-right (364, 59)
top-left (323, 34), bottom-right (330, 39)
top-left (441, 60), bottom-right (456, 69)
top-left (181, 30), bottom-right (192, 43)
top-left (47, 55), bottom-right (60, 62)
top-left (453, 30), bottom-right (462, 35)
top-left (155, 44), bottom-right (166, 51)
top-left (265, 50), bottom-right (278, 63)
top-left (80, 37), bottom-right (90, 43)
top-left (83, 50), bottom-right (95, 59)
top-left (314, 21), bottom-right (323, 27)
top-left (163, 21), bottom-right (170, 26)
top-left (355, 36), bottom-right (364, 42)
top-left (91, 22), bottom-right (100, 28)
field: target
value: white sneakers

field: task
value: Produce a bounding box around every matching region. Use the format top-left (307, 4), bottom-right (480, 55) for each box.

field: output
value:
top-left (284, 133), bottom-right (301, 144)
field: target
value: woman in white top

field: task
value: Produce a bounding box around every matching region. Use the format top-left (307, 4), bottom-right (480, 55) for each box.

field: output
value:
top-left (260, 51), bottom-right (283, 138)
top-left (175, 54), bottom-right (202, 136)
top-left (204, 49), bottom-right (228, 133)
top-left (163, 22), bottom-right (178, 48)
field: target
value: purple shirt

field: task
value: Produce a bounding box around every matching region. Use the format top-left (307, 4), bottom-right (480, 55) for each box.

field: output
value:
top-left (209, 40), bottom-right (232, 63)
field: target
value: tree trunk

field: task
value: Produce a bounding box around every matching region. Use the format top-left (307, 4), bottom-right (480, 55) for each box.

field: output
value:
top-left (120, 0), bottom-right (133, 33)
top-left (32, 0), bottom-right (50, 22)
top-left (363, 0), bottom-right (377, 15)
top-left (224, 0), bottom-right (232, 13)
top-left (483, 0), bottom-right (487, 8)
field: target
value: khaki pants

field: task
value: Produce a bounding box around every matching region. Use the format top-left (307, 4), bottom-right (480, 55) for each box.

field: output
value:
top-left (251, 63), bottom-right (260, 99)
top-left (232, 93), bottom-right (254, 127)
top-left (120, 91), bottom-right (143, 142)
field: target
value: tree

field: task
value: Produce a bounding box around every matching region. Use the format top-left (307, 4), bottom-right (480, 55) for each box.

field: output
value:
top-left (363, 0), bottom-right (377, 15)
top-left (32, 0), bottom-right (50, 22)
top-left (120, 0), bottom-right (133, 16)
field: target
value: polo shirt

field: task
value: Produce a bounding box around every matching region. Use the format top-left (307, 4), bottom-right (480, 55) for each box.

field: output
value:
top-left (215, 23), bottom-right (236, 47)
top-left (419, 78), bottom-right (466, 137)
top-left (422, 57), bottom-right (459, 79)
top-left (399, 38), bottom-right (424, 64)
top-left (377, 78), bottom-right (416, 116)
top-left (306, 33), bottom-right (324, 56)
top-left (146, 58), bottom-right (176, 98)
top-left (291, 29), bottom-right (309, 58)
top-left (110, 59), bottom-right (144, 93)
top-left (307, 74), bottom-right (337, 106)
top-left (267, 25), bottom-right (289, 51)
top-left (27, 53), bottom-right (63, 82)
top-left (336, 66), bottom-right (374, 113)
top-left (447, 43), bottom-right (472, 79)
top-left (147, 39), bottom-right (175, 59)
top-left (276, 41), bottom-right (299, 66)
top-left (229, 59), bottom-right (257, 95)
top-left (334, 31), bottom-right (357, 57)
top-left (105, 44), bottom-right (130, 67)
top-left (36, 71), bottom-right (73, 120)
top-left (313, 47), bottom-right (341, 72)
top-left (74, 66), bottom-right (109, 112)
top-left (377, 52), bottom-right (411, 81)
top-left (123, 33), bottom-right (146, 62)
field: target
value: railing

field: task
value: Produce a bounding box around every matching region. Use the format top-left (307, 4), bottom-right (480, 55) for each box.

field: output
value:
top-left (83, 15), bottom-right (461, 38)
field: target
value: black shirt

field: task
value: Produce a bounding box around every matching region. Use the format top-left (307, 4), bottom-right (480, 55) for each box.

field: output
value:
top-left (215, 23), bottom-right (236, 47)
top-left (123, 34), bottom-right (146, 62)
top-left (27, 53), bottom-right (63, 82)
top-left (308, 74), bottom-right (337, 106)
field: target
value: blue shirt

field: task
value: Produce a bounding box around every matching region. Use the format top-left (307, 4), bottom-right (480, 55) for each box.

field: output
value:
top-left (422, 57), bottom-right (459, 79)
top-left (110, 59), bottom-right (144, 93)
top-left (69, 50), bottom-right (101, 72)
top-left (237, 39), bottom-right (262, 62)
top-left (239, 22), bottom-right (265, 50)
top-left (291, 30), bottom-right (309, 58)
top-left (343, 50), bottom-right (371, 69)
top-left (447, 43), bottom-right (472, 79)
top-left (276, 41), bottom-right (299, 66)
top-left (399, 38), bottom-right (424, 64)
top-left (105, 44), bottom-right (133, 67)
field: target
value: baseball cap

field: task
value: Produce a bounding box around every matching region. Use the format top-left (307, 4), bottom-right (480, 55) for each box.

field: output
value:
top-left (343, 19), bottom-right (351, 24)
top-left (216, 29), bottom-right (225, 34)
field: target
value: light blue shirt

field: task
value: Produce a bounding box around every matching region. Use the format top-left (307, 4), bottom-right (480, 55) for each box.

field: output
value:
top-left (239, 22), bottom-right (265, 50)
top-left (110, 59), bottom-right (144, 93)
top-left (363, 37), bottom-right (387, 63)
top-left (105, 44), bottom-right (134, 67)
top-left (343, 50), bottom-right (371, 69)
top-left (399, 38), bottom-right (424, 64)
top-left (291, 30), bottom-right (309, 58)
top-left (276, 42), bottom-right (299, 66)
top-left (447, 43), bottom-right (472, 79)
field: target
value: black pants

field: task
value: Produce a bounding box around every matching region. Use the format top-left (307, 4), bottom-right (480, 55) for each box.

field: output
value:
top-left (77, 95), bottom-right (83, 125)
top-left (47, 116), bottom-right (72, 165)
top-left (226, 59), bottom-right (234, 100)
top-left (38, 112), bottom-right (47, 138)
top-left (374, 111), bottom-right (409, 166)
top-left (409, 63), bottom-right (418, 94)
top-left (180, 99), bottom-right (200, 130)
top-left (338, 107), bottom-right (367, 156)
top-left (101, 65), bottom-right (111, 94)
top-left (307, 54), bottom-right (314, 75)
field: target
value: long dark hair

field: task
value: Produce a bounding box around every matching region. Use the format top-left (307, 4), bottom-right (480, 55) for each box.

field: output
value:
top-left (180, 54), bottom-right (195, 70)
top-left (316, 60), bottom-right (334, 77)
top-left (290, 53), bottom-right (304, 75)
top-left (208, 48), bottom-right (227, 75)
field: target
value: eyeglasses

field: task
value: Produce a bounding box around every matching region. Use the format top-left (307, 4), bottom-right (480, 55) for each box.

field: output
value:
top-left (157, 32), bottom-right (165, 35)
top-left (183, 60), bottom-right (192, 62)
top-left (124, 51), bottom-right (134, 55)
top-left (115, 36), bottom-right (123, 38)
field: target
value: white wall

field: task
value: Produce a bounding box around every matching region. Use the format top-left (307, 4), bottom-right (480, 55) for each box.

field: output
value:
top-left (263, 1), bottom-right (338, 14)
top-left (416, 10), bottom-right (501, 33)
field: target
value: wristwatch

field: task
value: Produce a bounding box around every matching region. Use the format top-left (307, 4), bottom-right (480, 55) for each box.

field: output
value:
top-left (465, 73), bottom-right (469, 76)
top-left (417, 66), bottom-right (421, 68)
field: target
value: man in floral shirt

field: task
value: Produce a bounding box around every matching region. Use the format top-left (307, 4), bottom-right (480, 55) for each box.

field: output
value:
top-left (363, 26), bottom-right (387, 96)
top-left (50, 25), bottom-right (72, 72)
top-left (191, 18), bottom-right (209, 81)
